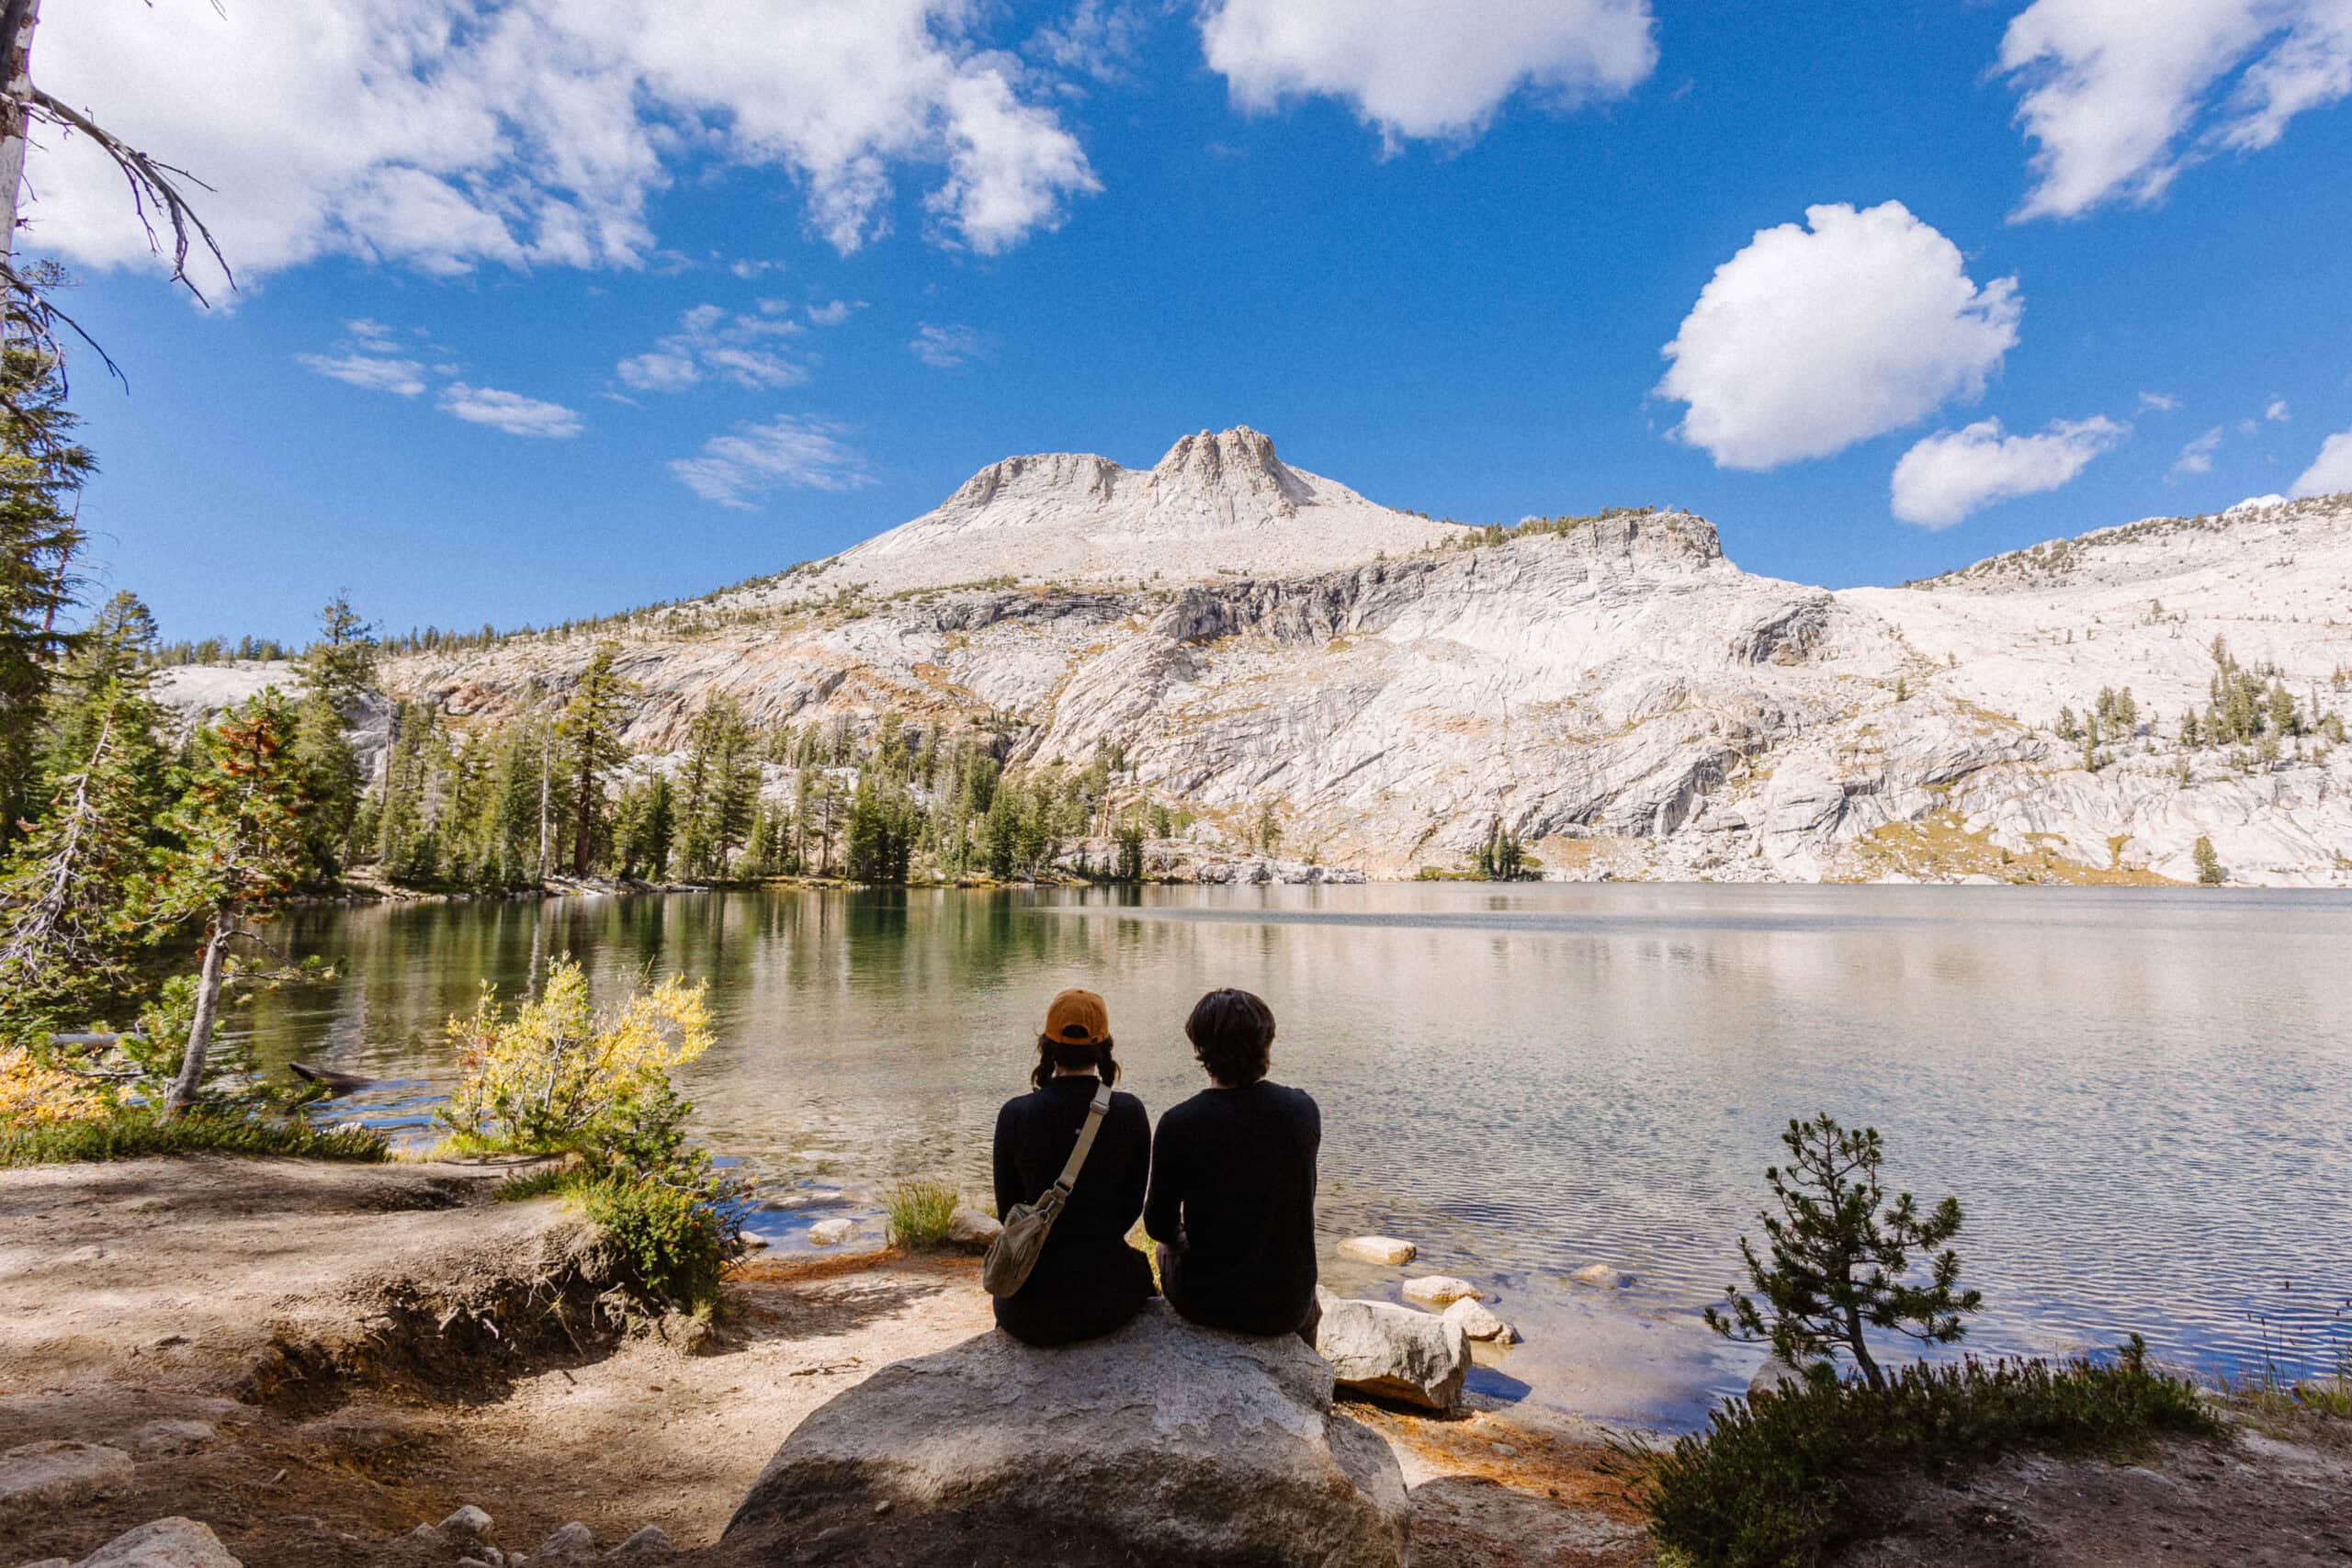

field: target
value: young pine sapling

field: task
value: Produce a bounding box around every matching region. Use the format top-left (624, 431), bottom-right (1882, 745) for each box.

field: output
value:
top-left (1706, 1112), bottom-right (1982, 1391)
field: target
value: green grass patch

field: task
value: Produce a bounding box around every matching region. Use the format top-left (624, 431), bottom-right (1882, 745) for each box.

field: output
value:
top-left (491, 1162), bottom-right (581, 1202)
top-left (0, 1107), bottom-right (390, 1168)
top-left (884, 1179), bottom-right (958, 1250)
top-left (1627, 1340), bottom-right (2216, 1568)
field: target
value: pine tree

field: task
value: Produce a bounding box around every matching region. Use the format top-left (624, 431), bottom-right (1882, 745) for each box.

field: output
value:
top-left (557, 644), bottom-right (632, 877)
top-left (152, 693), bottom-right (311, 1112)
top-left (291, 594), bottom-right (377, 875)
top-left (2193, 836), bottom-right (2225, 886)
top-left (0, 688), bottom-right (158, 1043)
top-left (0, 345), bottom-right (95, 840)
top-left (1706, 1113), bottom-right (1981, 1391)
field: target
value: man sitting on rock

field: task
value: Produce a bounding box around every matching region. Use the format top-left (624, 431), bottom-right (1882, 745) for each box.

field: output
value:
top-left (1145, 987), bottom-right (1323, 1340)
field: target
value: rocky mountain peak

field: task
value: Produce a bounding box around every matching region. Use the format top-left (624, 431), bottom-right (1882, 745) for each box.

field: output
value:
top-left (1146, 425), bottom-right (1308, 523)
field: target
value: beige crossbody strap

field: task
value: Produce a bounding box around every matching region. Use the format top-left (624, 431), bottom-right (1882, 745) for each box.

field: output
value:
top-left (1051, 1080), bottom-right (1114, 1192)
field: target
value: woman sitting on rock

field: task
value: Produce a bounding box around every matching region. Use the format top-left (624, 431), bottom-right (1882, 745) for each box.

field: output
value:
top-left (1146, 987), bottom-right (1323, 1340)
top-left (989, 987), bottom-right (1157, 1347)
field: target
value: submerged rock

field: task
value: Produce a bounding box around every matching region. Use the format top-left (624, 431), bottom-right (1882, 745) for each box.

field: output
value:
top-left (1442, 1297), bottom-right (1515, 1344)
top-left (1400, 1275), bottom-right (1482, 1307)
top-left (724, 1299), bottom-right (1408, 1566)
top-left (1314, 1287), bottom-right (1472, 1411)
top-left (1337, 1236), bottom-right (1417, 1267)
top-left (1569, 1263), bottom-right (1631, 1288)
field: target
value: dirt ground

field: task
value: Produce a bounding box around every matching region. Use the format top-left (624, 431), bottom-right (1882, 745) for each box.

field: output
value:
top-left (3, 1156), bottom-right (2346, 1568)
top-left (0, 1156), bottom-right (1635, 1566)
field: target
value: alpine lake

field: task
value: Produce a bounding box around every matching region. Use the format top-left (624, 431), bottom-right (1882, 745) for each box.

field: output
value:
top-left (239, 882), bottom-right (2352, 1432)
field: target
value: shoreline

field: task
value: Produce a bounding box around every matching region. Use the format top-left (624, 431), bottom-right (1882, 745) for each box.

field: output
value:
top-left (5, 1153), bottom-right (2346, 1566)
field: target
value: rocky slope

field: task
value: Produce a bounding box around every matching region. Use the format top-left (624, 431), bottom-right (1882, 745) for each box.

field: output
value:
top-left (161, 430), bottom-right (2352, 886)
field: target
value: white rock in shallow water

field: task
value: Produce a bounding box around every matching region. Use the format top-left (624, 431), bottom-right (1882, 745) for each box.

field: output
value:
top-left (1569, 1263), bottom-right (1631, 1288)
top-left (1338, 1236), bottom-right (1417, 1267)
top-left (945, 1207), bottom-right (1002, 1250)
top-left (807, 1218), bottom-right (855, 1247)
top-left (72, 1517), bottom-right (241, 1567)
top-left (1315, 1288), bottom-right (1473, 1411)
top-left (1442, 1297), bottom-right (1515, 1344)
top-left (1399, 1275), bottom-right (1481, 1307)
top-left (727, 1298), bottom-right (1408, 1565)
top-left (1748, 1354), bottom-right (1820, 1400)
top-left (0, 1440), bottom-right (135, 1515)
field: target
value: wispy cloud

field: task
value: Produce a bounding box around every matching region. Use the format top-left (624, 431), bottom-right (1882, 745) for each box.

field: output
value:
top-left (2265, 395), bottom-right (2290, 423)
top-left (2168, 425), bottom-right (2223, 480)
top-left (2137, 390), bottom-right (2179, 412)
top-left (909, 321), bottom-right (989, 369)
top-left (297, 352), bottom-right (427, 397)
top-left (616, 304), bottom-right (808, 393)
top-left (807, 299), bottom-right (857, 327)
top-left (439, 384), bottom-right (583, 438)
top-left (670, 415), bottom-right (877, 508)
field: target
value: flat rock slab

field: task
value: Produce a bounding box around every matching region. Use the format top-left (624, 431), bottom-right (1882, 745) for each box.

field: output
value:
top-left (721, 1299), bottom-right (1408, 1566)
top-left (1338, 1236), bottom-right (1418, 1267)
top-left (1315, 1288), bottom-right (1471, 1412)
top-left (0, 1441), bottom-right (135, 1517)
top-left (1400, 1275), bottom-right (1482, 1307)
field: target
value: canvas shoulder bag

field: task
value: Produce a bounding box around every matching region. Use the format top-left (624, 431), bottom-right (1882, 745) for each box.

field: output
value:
top-left (982, 1078), bottom-right (1114, 1298)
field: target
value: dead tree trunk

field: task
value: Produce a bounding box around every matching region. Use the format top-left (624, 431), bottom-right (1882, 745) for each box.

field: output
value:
top-left (165, 917), bottom-right (232, 1115)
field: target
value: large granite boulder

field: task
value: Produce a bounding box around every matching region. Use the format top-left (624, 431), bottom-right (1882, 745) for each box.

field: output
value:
top-left (719, 1300), bottom-right (1408, 1566)
top-left (1313, 1288), bottom-right (1471, 1411)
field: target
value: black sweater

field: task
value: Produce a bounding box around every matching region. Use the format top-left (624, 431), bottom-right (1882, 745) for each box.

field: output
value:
top-left (1143, 1080), bottom-right (1321, 1336)
top-left (989, 1076), bottom-right (1153, 1335)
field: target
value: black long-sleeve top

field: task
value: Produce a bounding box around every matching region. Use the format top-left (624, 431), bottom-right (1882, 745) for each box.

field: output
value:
top-left (989, 1075), bottom-right (1152, 1322)
top-left (1143, 1079), bottom-right (1321, 1336)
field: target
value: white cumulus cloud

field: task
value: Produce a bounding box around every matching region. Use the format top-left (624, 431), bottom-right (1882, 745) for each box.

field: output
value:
top-left (438, 384), bottom-right (583, 438)
top-left (1199, 0), bottom-right (1657, 148)
top-left (1890, 415), bottom-right (2126, 528)
top-left (1999, 0), bottom-right (2352, 221)
top-left (30, 0), bottom-right (1101, 290)
top-left (2266, 395), bottom-right (2291, 422)
top-left (1655, 202), bottom-right (2022, 471)
top-left (2292, 427), bottom-right (2352, 495)
top-left (671, 415), bottom-right (877, 508)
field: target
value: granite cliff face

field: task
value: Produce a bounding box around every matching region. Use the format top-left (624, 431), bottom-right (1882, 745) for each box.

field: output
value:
top-left (162, 430), bottom-right (2352, 886)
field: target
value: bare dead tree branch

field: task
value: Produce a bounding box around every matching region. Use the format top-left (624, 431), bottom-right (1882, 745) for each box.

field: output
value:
top-left (28, 87), bottom-right (232, 304)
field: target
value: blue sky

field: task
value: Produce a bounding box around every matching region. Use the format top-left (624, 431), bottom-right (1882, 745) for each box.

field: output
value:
top-left (31, 0), bottom-right (2352, 643)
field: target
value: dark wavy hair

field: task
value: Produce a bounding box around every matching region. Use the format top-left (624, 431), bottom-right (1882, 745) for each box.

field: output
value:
top-left (1032, 1034), bottom-right (1120, 1089)
top-left (1185, 988), bottom-right (1275, 1086)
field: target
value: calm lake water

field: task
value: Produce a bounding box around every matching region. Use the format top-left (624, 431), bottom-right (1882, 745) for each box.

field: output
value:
top-left (245, 883), bottom-right (2352, 1430)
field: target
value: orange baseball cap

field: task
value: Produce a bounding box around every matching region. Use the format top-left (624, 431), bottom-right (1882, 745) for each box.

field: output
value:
top-left (1044, 987), bottom-right (1111, 1044)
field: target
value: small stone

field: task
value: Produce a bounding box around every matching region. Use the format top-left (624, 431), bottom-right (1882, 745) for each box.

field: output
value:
top-left (741, 1233), bottom-right (771, 1249)
top-left (872, 1499), bottom-right (893, 1516)
top-left (439, 1505), bottom-right (493, 1540)
top-left (1399, 1275), bottom-right (1482, 1307)
top-left (456, 1560), bottom-right (494, 1568)
top-left (71, 1517), bottom-right (242, 1567)
top-left (1338, 1236), bottom-right (1417, 1267)
top-left (1490, 1442), bottom-right (1520, 1457)
top-left (807, 1218), bottom-right (854, 1247)
top-left (0, 1440), bottom-right (136, 1515)
top-left (1569, 1263), bottom-right (1630, 1288)
top-left (605, 1525), bottom-right (672, 1559)
top-left (17, 1559), bottom-right (69, 1568)
top-left (536, 1522), bottom-right (595, 1560)
top-left (402, 1525), bottom-right (446, 1549)
top-left (944, 1207), bottom-right (1002, 1251)
top-left (1442, 1297), bottom-right (1514, 1344)
top-left (130, 1421), bottom-right (216, 1456)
